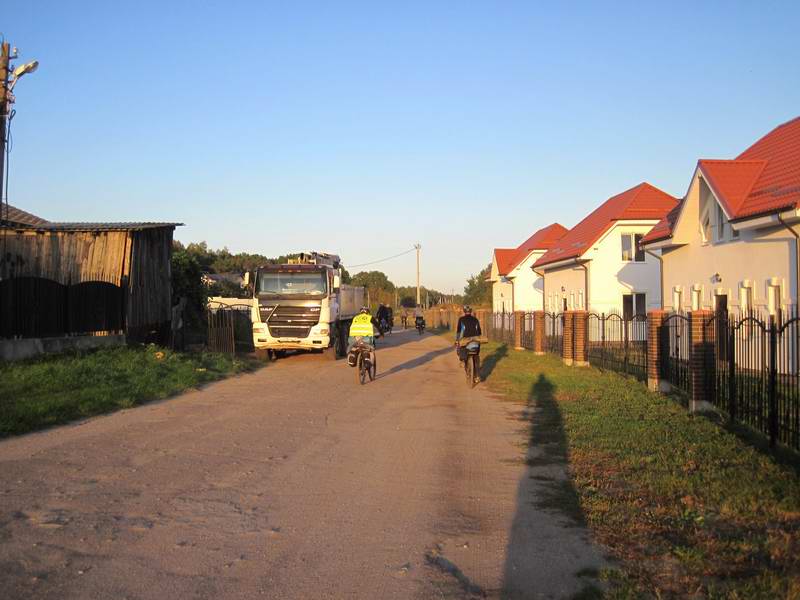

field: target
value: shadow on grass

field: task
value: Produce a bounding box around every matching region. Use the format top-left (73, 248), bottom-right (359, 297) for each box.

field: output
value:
top-left (479, 344), bottom-right (508, 381)
top-left (501, 373), bottom-right (604, 598)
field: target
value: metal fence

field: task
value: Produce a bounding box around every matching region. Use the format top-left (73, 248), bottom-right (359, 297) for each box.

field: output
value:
top-left (207, 302), bottom-right (254, 355)
top-left (544, 312), bottom-right (563, 355)
top-left (487, 312), bottom-right (515, 345)
top-left (0, 273), bottom-right (126, 339)
top-left (521, 312), bottom-right (535, 350)
top-left (707, 310), bottom-right (800, 450)
top-left (586, 313), bottom-right (648, 381)
top-left (662, 312), bottom-right (690, 396)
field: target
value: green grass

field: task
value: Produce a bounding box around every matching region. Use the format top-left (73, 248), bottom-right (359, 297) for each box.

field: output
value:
top-left (0, 345), bottom-right (260, 437)
top-left (465, 335), bottom-right (800, 598)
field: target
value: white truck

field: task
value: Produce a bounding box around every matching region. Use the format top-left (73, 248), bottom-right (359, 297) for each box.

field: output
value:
top-left (247, 252), bottom-right (364, 360)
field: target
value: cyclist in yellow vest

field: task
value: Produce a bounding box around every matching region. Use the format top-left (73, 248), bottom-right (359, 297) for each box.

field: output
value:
top-left (347, 307), bottom-right (380, 366)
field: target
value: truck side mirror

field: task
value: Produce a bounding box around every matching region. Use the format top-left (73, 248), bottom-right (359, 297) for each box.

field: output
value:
top-left (333, 274), bottom-right (341, 292)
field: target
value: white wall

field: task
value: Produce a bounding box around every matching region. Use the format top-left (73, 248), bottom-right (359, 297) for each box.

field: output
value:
top-left (542, 264), bottom-right (586, 312)
top-left (588, 222), bottom-right (663, 314)
top-left (541, 221), bottom-right (663, 314)
top-left (659, 175), bottom-right (796, 314)
top-left (492, 279), bottom-right (514, 312)
top-left (508, 250), bottom-right (546, 311)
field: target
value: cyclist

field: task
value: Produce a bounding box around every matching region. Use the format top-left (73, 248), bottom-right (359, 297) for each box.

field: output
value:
top-left (455, 305), bottom-right (482, 363)
top-left (348, 307), bottom-right (380, 366)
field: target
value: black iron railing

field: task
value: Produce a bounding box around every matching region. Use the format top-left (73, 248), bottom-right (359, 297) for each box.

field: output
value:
top-left (586, 312), bottom-right (647, 381)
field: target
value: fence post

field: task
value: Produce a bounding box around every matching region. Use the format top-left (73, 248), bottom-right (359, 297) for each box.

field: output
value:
top-left (513, 311), bottom-right (524, 350)
top-left (623, 316), bottom-right (630, 375)
top-left (647, 310), bottom-right (668, 392)
top-left (562, 311), bottom-right (574, 366)
top-left (533, 311), bottom-right (545, 355)
top-left (689, 310), bottom-right (715, 413)
top-left (728, 323), bottom-right (736, 422)
top-left (768, 315), bottom-right (778, 447)
top-left (573, 311), bottom-right (588, 366)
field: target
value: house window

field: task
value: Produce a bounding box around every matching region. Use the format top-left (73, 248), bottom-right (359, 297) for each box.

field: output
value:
top-left (691, 286), bottom-right (702, 311)
top-left (621, 233), bottom-right (645, 262)
top-left (701, 214), bottom-right (712, 244)
top-left (623, 293), bottom-right (646, 319)
top-left (715, 204), bottom-right (727, 241)
top-left (768, 282), bottom-right (782, 316)
top-left (672, 287), bottom-right (682, 312)
top-left (739, 283), bottom-right (753, 315)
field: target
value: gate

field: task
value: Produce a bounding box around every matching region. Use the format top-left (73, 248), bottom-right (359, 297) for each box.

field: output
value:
top-left (662, 313), bottom-right (690, 396)
top-left (207, 302), bottom-right (254, 355)
top-left (544, 312), bottom-right (563, 355)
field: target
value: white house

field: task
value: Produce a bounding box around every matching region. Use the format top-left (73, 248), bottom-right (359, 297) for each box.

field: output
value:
top-left (533, 183), bottom-right (678, 317)
top-left (641, 116), bottom-right (800, 317)
top-left (489, 223), bottom-right (568, 312)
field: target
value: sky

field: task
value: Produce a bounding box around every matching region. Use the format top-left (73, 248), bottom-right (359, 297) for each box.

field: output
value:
top-left (5, 1), bottom-right (800, 292)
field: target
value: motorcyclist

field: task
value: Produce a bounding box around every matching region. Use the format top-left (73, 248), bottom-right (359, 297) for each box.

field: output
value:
top-left (455, 305), bottom-right (482, 363)
top-left (348, 307), bottom-right (380, 366)
top-left (414, 304), bottom-right (425, 329)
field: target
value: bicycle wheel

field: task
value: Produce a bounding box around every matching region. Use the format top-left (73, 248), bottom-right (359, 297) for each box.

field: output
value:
top-left (471, 354), bottom-right (479, 388)
top-left (358, 353), bottom-right (367, 385)
top-left (369, 351), bottom-right (376, 381)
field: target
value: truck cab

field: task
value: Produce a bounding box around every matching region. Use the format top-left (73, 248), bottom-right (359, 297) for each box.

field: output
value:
top-left (249, 252), bottom-right (363, 360)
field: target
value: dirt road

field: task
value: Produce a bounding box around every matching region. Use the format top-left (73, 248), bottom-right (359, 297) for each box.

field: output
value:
top-left (0, 331), bottom-right (607, 599)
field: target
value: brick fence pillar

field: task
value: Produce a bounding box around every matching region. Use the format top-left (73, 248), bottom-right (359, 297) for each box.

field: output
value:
top-left (513, 311), bottom-right (524, 350)
top-left (647, 310), bottom-right (669, 392)
top-left (689, 309), bottom-right (715, 413)
top-left (573, 310), bottom-right (588, 366)
top-left (533, 310), bottom-right (545, 355)
top-left (562, 311), bottom-right (574, 366)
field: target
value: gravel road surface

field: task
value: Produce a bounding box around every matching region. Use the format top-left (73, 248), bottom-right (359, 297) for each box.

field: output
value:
top-left (0, 330), bottom-right (607, 599)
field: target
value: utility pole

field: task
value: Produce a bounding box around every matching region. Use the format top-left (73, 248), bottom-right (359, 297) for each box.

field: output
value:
top-left (415, 243), bottom-right (421, 306)
top-left (0, 42), bottom-right (10, 225)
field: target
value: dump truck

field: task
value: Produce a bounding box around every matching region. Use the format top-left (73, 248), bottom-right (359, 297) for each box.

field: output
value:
top-left (247, 252), bottom-right (364, 360)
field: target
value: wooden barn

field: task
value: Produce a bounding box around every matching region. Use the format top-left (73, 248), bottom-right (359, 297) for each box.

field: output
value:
top-left (1, 205), bottom-right (181, 343)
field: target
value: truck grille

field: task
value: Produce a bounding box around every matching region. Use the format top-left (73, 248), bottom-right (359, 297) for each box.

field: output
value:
top-left (266, 305), bottom-right (320, 339)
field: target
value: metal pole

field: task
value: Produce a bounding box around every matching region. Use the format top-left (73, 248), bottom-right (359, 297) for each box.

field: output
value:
top-left (0, 42), bottom-right (9, 225)
top-left (415, 244), bottom-right (421, 306)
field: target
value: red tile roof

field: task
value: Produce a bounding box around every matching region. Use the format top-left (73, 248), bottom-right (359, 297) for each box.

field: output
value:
top-left (642, 116), bottom-right (800, 244)
top-left (492, 248), bottom-right (519, 276)
top-left (493, 222), bottom-right (569, 276)
top-left (534, 183), bottom-right (678, 268)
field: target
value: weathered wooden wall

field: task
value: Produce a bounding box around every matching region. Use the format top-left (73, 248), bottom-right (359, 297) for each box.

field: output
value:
top-left (127, 227), bottom-right (173, 338)
top-left (0, 230), bottom-right (131, 281)
top-left (0, 227), bottom-right (175, 342)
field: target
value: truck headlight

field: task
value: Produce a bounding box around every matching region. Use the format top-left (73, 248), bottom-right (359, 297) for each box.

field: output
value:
top-left (253, 326), bottom-right (265, 333)
top-left (319, 328), bottom-right (329, 335)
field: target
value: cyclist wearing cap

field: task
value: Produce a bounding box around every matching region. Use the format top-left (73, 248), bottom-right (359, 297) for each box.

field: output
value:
top-left (347, 307), bottom-right (381, 364)
top-left (455, 305), bottom-right (482, 362)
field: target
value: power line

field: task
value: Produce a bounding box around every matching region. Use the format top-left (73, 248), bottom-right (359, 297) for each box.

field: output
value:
top-left (345, 246), bottom-right (417, 269)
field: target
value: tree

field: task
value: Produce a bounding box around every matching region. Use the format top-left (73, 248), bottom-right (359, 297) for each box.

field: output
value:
top-left (351, 270), bottom-right (395, 292)
top-left (463, 264), bottom-right (492, 307)
top-left (171, 249), bottom-right (208, 328)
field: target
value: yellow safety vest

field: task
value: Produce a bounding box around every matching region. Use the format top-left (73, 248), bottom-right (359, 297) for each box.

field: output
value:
top-left (350, 313), bottom-right (374, 337)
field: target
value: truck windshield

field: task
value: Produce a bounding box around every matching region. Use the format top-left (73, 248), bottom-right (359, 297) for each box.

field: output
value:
top-left (257, 272), bottom-right (326, 296)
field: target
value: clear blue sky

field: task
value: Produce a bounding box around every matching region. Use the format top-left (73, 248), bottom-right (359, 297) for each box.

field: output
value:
top-left (5, 1), bottom-right (800, 292)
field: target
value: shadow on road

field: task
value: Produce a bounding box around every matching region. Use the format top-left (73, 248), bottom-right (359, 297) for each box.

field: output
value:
top-left (376, 346), bottom-right (454, 379)
top-left (501, 374), bottom-right (605, 598)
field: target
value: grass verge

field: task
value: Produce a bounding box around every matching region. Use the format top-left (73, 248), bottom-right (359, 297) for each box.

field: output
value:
top-left (0, 345), bottom-right (260, 437)
top-left (470, 337), bottom-right (800, 598)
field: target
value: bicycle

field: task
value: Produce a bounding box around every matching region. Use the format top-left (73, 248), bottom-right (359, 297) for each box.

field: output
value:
top-left (349, 338), bottom-right (377, 384)
top-left (457, 337), bottom-right (485, 388)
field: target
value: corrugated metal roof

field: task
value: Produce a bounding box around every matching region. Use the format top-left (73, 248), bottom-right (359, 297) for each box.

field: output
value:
top-left (40, 222), bottom-right (182, 231)
top-left (3, 204), bottom-right (49, 227)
